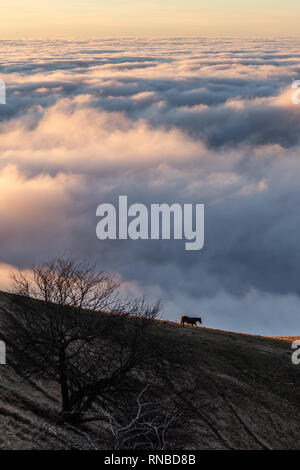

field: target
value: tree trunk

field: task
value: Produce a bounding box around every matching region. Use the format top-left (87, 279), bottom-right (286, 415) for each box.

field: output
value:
top-left (59, 349), bottom-right (70, 413)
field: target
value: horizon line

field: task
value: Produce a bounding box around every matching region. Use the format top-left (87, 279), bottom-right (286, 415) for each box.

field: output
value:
top-left (1, 35), bottom-right (300, 41)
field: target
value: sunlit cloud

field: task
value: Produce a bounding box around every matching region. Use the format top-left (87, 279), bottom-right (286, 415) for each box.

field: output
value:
top-left (1, 38), bottom-right (300, 334)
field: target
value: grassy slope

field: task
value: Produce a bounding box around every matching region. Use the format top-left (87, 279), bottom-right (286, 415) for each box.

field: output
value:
top-left (1, 291), bottom-right (300, 450)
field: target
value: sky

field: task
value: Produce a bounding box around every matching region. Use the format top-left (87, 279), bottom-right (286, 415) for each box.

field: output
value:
top-left (1, 0), bottom-right (300, 38)
top-left (1, 37), bottom-right (300, 335)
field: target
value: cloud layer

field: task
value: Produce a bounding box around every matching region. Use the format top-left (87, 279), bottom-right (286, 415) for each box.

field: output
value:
top-left (1, 38), bottom-right (300, 335)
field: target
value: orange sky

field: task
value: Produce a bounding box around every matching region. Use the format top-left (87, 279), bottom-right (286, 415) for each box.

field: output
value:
top-left (1, 0), bottom-right (300, 38)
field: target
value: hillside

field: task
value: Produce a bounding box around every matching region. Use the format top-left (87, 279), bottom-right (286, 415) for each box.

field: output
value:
top-left (1, 291), bottom-right (300, 450)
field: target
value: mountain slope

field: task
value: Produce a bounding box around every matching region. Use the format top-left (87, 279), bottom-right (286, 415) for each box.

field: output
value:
top-left (0, 291), bottom-right (300, 450)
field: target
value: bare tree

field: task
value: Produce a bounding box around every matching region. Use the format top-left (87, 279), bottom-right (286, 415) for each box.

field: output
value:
top-left (2, 257), bottom-right (161, 420)
top-left (44, 387), bottom-right (184, 450)
top-left (11, 257), bottom-right (120, 311)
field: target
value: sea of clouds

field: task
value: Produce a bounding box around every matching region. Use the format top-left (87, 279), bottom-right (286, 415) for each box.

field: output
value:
top-left (1, 37), bottom-right (300, 335)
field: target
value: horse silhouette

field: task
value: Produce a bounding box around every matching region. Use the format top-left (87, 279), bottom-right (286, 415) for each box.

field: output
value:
top-left (180, 315), bottom-right (202, 328)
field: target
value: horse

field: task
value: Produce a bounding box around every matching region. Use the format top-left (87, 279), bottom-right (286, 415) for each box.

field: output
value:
top-left (180, 315), bottom-right (202, 328)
